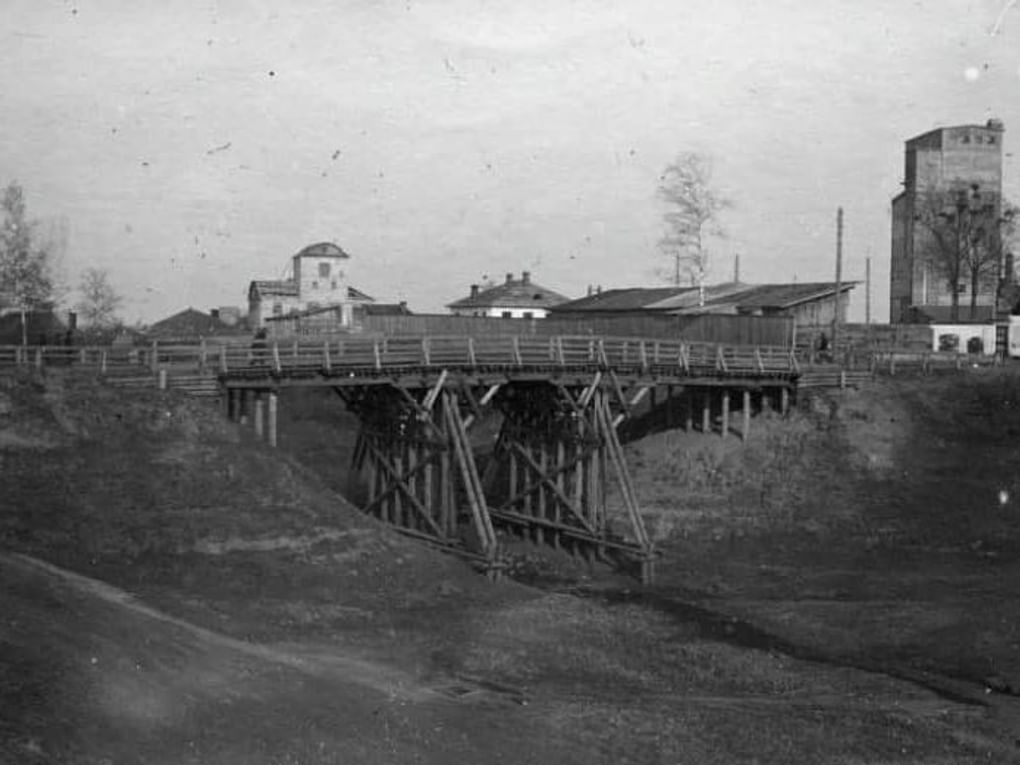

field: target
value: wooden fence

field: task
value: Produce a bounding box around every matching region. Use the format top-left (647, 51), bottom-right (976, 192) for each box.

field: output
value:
top-left (356, 313), bottom-right (795, 346)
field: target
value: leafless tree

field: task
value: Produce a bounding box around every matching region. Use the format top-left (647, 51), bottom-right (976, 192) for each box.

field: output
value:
top-left (0, 181), bottom-right (57, 345)
top-left (77, 267), bottom-right (124, 331)
top-left (914, 185), bottom-right (1006, 322)
top-left (657, 152), bottom-right (731, 304)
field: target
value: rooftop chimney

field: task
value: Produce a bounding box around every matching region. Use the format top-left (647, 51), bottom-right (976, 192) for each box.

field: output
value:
top-left (987, 117), bottom-right (1005, 131)
top-left (470, 284), bottom-right (479, 298)
top-left (505, 272), bottom-right (514, 285)
top-left (522, 271), bottom-right (531, 285)
top-left (587, 284), bottom-right (594, 297)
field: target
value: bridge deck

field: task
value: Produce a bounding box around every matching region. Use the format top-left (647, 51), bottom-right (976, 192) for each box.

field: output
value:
top-left (218, 335), bottom-right (800, 388)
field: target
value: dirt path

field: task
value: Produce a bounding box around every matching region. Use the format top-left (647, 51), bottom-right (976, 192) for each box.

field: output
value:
top-left (1, 552), bottom-right (520, 706)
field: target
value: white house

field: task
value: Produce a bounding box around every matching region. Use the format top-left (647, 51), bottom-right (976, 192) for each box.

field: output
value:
top-left (248, 242), bottom-right (374, 329)
top-left (446, 272), bottom-right (569, 318)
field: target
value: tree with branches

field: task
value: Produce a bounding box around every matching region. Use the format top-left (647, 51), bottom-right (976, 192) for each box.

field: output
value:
top-left (657, 152), bottom-right (731, 304)
top-left (0, 181), bottom-right (57, 345)
top-left (914, 185), bottom-right (1011, 322)
top-left (76, 267), bottom-right (124, 333)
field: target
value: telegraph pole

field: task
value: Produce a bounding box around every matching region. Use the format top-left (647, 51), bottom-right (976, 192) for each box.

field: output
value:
top-left (865, 254), bottom-right (872, 324)
top-left (833, 207), bottom-right (844, 351)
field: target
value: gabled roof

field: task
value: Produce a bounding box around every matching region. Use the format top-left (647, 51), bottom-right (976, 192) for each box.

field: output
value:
top-left (147, 308), bottom-right (241, 338)
top-left (548, 287), bottom-right (690, 313)
top-left (294, 242), bottom-right (350, 259)
top-left (447, 277), bottom-right (569, 310)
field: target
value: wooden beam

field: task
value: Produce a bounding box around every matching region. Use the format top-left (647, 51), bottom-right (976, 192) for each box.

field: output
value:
top-left (508, 442), bottom-right (596, 535)
top-left (578, 371), bottom-right (603, 409)
top-left (721, 391), bottom-right (730, 438)
top-left (254, 394), bottom-right (264, 439)
top-left (362, 442), bottom-right (445, 538)
top-left (595, 394), bottom-right (651, 550)
top-left (628, 384), bottom-right (652, 409)
top-left (443, 394), bottom-right (497, 553)
top-left (742, 389), bottom-right (751, 441)
top-left (267, 392), bottom-right (278, 447)
top-left (422, 369), bottom-right (448, 411)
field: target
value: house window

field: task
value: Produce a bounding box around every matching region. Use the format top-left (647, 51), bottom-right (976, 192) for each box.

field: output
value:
top-left (331, 280), bottom-right (337, 289)
top-left (272, 302), bottom-right (282, 315)
top-left (319, 262), bottom-right (331, 278)
top-left (523, 312), bottom-right (534, 319)
top-left (312, 281), bottom-right (319, 290)
top-left (501, 311), bottom-right (512, 318)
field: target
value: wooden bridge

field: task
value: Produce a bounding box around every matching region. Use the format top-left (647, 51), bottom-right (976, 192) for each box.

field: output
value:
top-left (4, 335), bottom-right (994, 582)
top-left (0, 335), bottom-right (809, 582)
top-left (216, 335), bottom-right (800, 584)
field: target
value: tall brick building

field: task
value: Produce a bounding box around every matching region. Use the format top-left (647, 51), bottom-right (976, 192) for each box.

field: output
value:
top-left (890, 119), bottom-right (1005, 323)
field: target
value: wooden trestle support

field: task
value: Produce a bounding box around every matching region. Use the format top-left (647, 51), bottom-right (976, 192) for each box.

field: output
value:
top-left (341, 377), bottom-right (656, 584)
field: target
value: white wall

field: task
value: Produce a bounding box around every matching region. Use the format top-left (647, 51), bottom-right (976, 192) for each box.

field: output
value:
top-left (293, 255), bottom-right (348, 308)
top-left (451, 306), bottom-right (548, 318)
top-left (931, 323), bottom-right (997, 355)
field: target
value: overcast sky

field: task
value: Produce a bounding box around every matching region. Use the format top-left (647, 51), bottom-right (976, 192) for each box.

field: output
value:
top-left (2, 0), bottom-right (1019, 323)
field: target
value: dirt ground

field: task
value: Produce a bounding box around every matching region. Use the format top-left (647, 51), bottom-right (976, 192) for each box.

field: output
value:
top-left (5, 367), bottom-right (1020, 763)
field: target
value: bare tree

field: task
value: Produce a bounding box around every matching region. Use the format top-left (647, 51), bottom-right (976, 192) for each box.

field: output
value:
top-left (77, 267), bottom-right (124, 331)
top-left (994, 199), bottom-right (1018, 289)
top-left (657, 152), bottom-right (731, 304)
top-left (914, 185), bottom-right (1007, 322)
top-left (0, 181), bottom-right (56, 345)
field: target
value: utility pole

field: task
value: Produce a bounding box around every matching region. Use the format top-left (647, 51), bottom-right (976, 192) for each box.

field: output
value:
top-left (733, 253), bottom-right (740, 283)
top-left (865, 254), bottom-right (872, 324)
top-left (833, 207), bottom-right (844, 352)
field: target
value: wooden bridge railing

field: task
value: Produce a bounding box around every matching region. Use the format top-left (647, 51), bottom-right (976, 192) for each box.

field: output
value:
top-left (0, 336), bottom-right (801, 379)
top-left (224, 335), bottom-right (801, 378)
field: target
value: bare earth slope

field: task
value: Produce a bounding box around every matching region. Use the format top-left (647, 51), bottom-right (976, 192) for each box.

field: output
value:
top-left (5, 369), bottom-right (1020, 762)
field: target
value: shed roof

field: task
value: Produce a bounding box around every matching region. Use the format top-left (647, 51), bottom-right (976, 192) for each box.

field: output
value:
top-left (549, 287), bottom-right (690, 313)
top-left (721, 282), bottom-right (856, 311)
top-left (552, 282), bottom-right (857, 315)
top-left (347, 286), bottom-right (375, 302)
